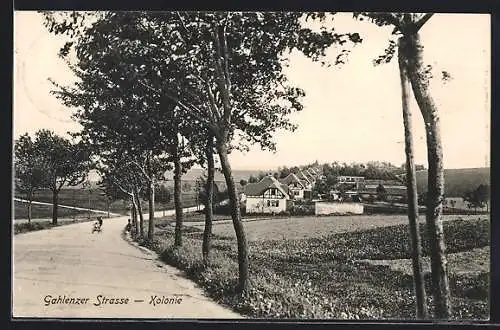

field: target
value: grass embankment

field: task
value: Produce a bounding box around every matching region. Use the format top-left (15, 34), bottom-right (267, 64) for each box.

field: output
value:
top-left (13, 217), bottom-right (104, 235)
top-left (14, 188), bottom-right (200, 217)
top-left (13, 200), bottom-right (113, 235)
top-left (139, 215), bottom-right (489, 320)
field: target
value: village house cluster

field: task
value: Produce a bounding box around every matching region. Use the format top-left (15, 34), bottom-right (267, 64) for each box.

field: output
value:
top-left (242, 167), bottom-right (319, 214)
top-left (239, 167), bottom-right (407, 215)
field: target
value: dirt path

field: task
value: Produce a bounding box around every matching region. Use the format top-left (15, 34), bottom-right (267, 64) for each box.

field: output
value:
top-left (12, 215), bottom-right (241, 319)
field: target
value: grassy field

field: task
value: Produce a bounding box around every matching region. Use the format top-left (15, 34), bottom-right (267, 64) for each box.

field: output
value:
top-left (13, 200), bottom-right (116, 234)
top-left (144, 213), bottom-right (489, 320)
top-left (13, 188), bottom-right (199, 220)
top-left (13, 200), bottom-right (93, 219)
top-left (14, 189), bottom-right (129, 215)
top-left (186, 214), bottom-right (486, 242)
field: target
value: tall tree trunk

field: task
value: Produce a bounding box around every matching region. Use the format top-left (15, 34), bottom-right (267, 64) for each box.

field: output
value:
top-left (148, 178), bottom-right (155, 241)
top-left (203, 135), bottom-right (215, 263)
top-left (131, 200), bottom-right (139, 237)
top-left (403, 32), bottom-right (451, 319)
top-left (28, 200), bottom-right (32, 224)
top-left (107, 198), bottom-right (110, 218)
top-left (216, 140), bottom-right (249, 293)
top-left (173, 137), bottom-right (183, 247)
top-left (27, 190), bottom-right (33, 224)
top-left (147, 152), bottom-right (155, 241)
top-left (398, 37), bottom-right (427, 319)
top-left (52, 189), bottom-right (59, 225)
top-left (134, 187), bottom-right (144, 239)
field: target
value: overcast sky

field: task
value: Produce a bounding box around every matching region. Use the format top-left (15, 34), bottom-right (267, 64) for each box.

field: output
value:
top-left (13, 12), bottom-right (490, 171)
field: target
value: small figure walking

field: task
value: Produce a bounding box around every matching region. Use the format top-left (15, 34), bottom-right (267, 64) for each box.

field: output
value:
top-left (125, 219), bottom-right (132, 232)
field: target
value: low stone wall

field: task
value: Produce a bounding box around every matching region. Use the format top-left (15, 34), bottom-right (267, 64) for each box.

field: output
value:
top-left (314, 201), bottom-right (364, 215)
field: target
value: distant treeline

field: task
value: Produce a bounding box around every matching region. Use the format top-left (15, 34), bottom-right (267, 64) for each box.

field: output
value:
top-left (244, 161), bottom-right (425, 184)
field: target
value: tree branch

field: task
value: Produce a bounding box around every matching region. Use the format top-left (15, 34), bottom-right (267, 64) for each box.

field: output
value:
top-left (414, 13), bottom-right (433, 32)
top-left (135, 79), bottom-right (214, 129)
top-left (163, 90), bottom-right (215, 129)
top-left (175, 11), bottom-right (190, 37)
top-left (221, 18), bottom-right (232, 92)
top-left (57, 177), bottom-right (67, 191)
top-left (129, 160), bottom-right (151, 182)
top-left (111, 177), bottom-right (133, 196)
top-left (189, 72), bottom-right (223, 124)
top-left (204, 80), bottom-right (223, 123)
top-left (211, 24), bottom-right (232, 127)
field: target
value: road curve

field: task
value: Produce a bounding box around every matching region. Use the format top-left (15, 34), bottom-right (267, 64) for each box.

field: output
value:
top-left (12, 215), bottom-right (241, 319)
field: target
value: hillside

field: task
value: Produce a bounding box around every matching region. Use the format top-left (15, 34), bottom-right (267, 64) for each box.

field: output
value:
top-left (416, 167), bottom-right (490, 197)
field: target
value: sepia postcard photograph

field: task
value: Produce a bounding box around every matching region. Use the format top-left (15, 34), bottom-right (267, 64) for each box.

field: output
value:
top-left (12, 10), bottom-right (491, 321)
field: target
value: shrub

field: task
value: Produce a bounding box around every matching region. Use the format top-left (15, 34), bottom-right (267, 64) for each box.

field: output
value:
top-left (290, 204), bottom-right (314, 216)
top-left (14, 222), bottom-right (53, 234)
top-left (449, 272), bottom-right (489, 300)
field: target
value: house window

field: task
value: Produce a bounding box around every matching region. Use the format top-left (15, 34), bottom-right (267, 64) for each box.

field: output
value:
top-left (266, 200), bottom-right (279, 207)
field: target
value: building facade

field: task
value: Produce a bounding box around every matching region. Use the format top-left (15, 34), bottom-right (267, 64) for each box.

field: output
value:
top-left (244, 176), bottom-right (292, 214)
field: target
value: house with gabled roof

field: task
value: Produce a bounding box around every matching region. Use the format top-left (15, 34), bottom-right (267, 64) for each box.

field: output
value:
top-left (243, 176), bottom-right (292, 214)
top-left (298, 170), bottom-right (313, 188)
top-left (306, 168), bottom-right (318, 182)
top-left (278, 173), bottom-right (307, 200)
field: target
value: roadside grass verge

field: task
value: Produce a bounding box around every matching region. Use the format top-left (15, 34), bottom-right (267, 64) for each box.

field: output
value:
top-left (141, 216), bottom-right (489, 320)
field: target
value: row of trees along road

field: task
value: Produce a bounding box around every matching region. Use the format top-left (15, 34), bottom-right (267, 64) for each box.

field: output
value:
top-left (41, 11), bottom-right (453, 318)
top-left (14, 130), bottom-right (91, 224)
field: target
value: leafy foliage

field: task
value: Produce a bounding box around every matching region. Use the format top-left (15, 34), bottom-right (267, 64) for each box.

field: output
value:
top-left (44, 11), bottom-right (362, 153)
top-left (464, 184), bottom-right (490, 210)
top-left (27, 130), bottom-right (91, 192)
top-left (14, 134), bottom-right (49, 200)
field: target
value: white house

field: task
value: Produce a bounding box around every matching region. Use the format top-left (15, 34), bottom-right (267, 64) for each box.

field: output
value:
top-left (279, 173), bottom-right (307, 200)
top-left (244, 176), bottom-right (292, 214)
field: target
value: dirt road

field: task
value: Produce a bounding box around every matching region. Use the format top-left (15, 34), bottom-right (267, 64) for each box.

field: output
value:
top-left (12, 215), bottom-right (241, 319)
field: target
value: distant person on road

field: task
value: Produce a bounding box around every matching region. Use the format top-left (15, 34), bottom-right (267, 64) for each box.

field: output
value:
top-left (125, 219), bottom-right (132, 232)
top-left (92, 217), bottom-right (103, 233)
top-left (94, 216), bottom-right (103, 231)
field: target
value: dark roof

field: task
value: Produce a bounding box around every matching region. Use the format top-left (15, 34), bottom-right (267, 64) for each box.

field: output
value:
top-left (298, 170), bottom-right (312, 184)
top-left (244, 176), bottom-right (290, 197)
top-left (278, 173), bottom-right (305, 188)
top-left (306, 170), bottom-right (316, 180)
top-left (300, 179), bottom-right (310, 187)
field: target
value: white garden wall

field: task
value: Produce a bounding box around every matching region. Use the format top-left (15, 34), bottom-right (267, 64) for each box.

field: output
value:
top-left (314, 202), bottom-right (364, 215)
